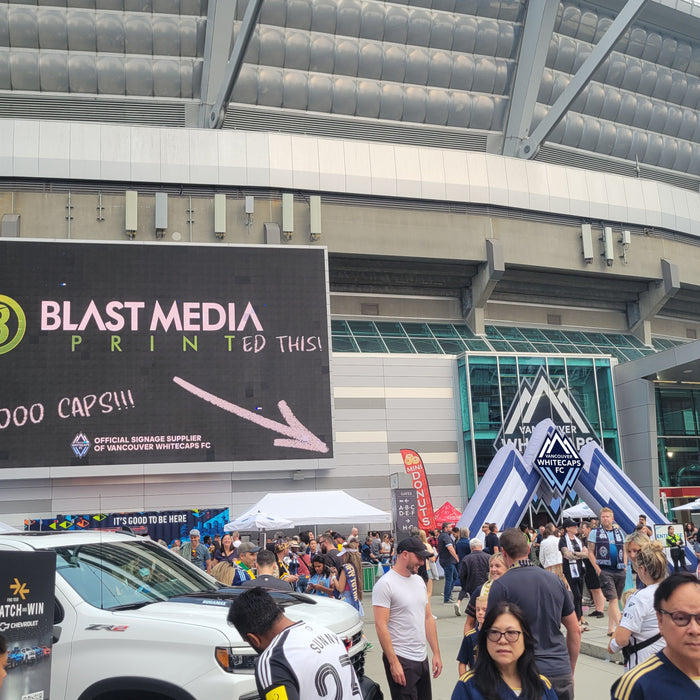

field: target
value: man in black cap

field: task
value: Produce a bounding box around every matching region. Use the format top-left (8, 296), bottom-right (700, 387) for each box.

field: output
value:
top-left (372, 537), bottom-right (442, 700)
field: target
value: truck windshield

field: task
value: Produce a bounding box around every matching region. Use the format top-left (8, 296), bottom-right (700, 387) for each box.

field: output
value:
top-left (53, 539), bottom-right (219, 610)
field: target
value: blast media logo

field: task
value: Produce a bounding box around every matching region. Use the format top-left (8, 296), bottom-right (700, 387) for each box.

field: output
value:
top-left (533, 426), bottom-right (584, 495)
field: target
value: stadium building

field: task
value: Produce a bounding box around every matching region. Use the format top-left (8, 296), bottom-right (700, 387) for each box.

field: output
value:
top-left (1, 0), bottom-right (700, 527)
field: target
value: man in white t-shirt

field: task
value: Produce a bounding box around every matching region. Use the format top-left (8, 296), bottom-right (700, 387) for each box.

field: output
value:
top-left (228, 587), bottom-right (360, 700)
top-left (373, 537), bottom-right (442, 700)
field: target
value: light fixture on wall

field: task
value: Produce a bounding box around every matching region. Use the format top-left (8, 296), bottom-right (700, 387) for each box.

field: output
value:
top-left (601, 226), bottom-right (614, 267)
top-left (619, 230), bottom-right (630, 264)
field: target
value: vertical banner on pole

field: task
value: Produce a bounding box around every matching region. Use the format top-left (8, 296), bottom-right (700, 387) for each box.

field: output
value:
top-left (400, 449), bottom-right (437, 531)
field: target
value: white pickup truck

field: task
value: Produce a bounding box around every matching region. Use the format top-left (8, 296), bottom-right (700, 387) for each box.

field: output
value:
top-left (0, 530), bottom-right (367, 700)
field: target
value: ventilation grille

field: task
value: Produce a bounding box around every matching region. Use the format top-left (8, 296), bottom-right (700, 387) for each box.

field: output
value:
top-left (0, 93), bottom-right (187, 127)
top-left (537, 144), bottom-right (700, 194)
top-left (223, 105), bottom-right (489, 152)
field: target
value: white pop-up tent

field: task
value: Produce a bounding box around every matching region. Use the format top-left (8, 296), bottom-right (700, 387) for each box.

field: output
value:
top-left (232, 490), bottom-right (391, 528)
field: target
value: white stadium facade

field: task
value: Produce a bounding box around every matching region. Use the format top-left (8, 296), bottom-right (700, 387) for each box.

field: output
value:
top-left (1, 0), bottom-right (700, 528)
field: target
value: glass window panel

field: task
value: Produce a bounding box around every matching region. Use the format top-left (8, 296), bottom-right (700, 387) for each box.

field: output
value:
top-left (517, 357), bottom-right (546, 381)
top-left (454, 324), bottom-right (477, 339)
top-left (520, 328), bottom-right (548, 342)
top-left (584, 332), bottom-right (612, 346)
top-left (546, 356), bottom-right (567, 378)
top-left (508, 340), bottom-right (537, 353)
top-left (384, 337), bottom-right (415, 353)
top-left (657, 388), bottom-right (699, 436)
top-left (411, 337), bottom-right (443, 354)
top-left (541, 328), bottom-right (569, 342)
top-left (469, 357), bottom-right (501, 433)
top-left (331, 320), bottom-right (350, 335)
top-left (609, 348), bottom-right (629, 362)
top-left (557, 344), bottom-right (581, 354)
top-left (428, 323), bottom-right (460, 338)
top-left (437, 338), bottom-right (467, 354)
top-left (657, 437), bottom-right (700, 488)
top-left (562, 330), bottom-right (590, 344)
top-left (639, 347), bottom-right (656, 356)
top-left (620, 348), bottom-right (644, 360)
top-left (533, 342), bottom-right (557, 353)
top-left (604, 333), bottom-right (633, 347)
top-left (348, 320), bottom-right (379, 335)
top-left (496, 327), bottom-right (526, 341)
top-left (474, 437), bottom-right (498, 482)
top-left (485, 326), bottom-right (504, 339)
top-left (465, 339), bottom-right (492, 352)
top-left (375, 321), bottom-right (407, 337)
top-left (402, 322), bottom-right (433, 337)
top-left (332, 336), bottom-right (358, 352)
top-left (626, 335), bottom-right (648, 348)
top-left (602, 436), bottom-right (620, 465)
top-left (355, 336), bottom-right (387, 352)
top-left (458, 359), bottom-right (471, 434)
top-left (652, 338), bottom-right (670, 350)
top-left (565, 358), bottom-right (601, 433)
top-left (498, 356), bottom-right (518, 429)
top-left (595, 359), bottom-right (616, 430)
top-left (580, 346), bottom-right (604, 355)
top-left (489, 340), bottom-right (513, 352)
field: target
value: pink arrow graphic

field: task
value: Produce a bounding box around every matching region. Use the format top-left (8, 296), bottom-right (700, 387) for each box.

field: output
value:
top-left (173, 376), bottom-right (329, 453)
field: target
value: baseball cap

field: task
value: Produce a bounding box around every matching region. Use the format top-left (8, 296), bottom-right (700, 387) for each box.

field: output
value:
top-left (189, 528), bottom-right (200, 537)
top-left (237, 542), bottom-right (260, 554)
top-left (396, 537), bottom-right (432, 558)
top-left (562, 518), bottom-right (578, 529)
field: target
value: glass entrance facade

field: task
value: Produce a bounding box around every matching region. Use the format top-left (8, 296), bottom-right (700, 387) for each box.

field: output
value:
top-left (457, 354), bottom-right (619, 499)
top-left (656, 385), bottom-right (700, 489)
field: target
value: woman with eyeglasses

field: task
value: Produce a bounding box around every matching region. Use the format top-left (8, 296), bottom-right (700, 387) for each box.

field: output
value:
top-left (608, 539), bottom-right (667, 669)
top-left (451, 601), bottom-right (558, 700)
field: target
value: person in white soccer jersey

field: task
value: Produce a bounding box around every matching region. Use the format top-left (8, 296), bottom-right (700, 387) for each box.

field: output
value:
top-left (228, 587), bottom-right (361, 700)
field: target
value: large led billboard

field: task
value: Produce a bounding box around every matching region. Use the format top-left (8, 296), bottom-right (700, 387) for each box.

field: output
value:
top-left (0, 240), bottom-right (332, 468)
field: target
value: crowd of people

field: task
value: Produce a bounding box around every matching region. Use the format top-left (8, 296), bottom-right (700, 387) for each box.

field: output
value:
top-left (171, 526), bottom-right (383, 615)
top-left (171, 510), bottom-right (700, 700)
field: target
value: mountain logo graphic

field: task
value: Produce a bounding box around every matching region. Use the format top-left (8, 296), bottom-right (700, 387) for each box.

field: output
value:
top-left (494, 367), bottom-right (598, 452)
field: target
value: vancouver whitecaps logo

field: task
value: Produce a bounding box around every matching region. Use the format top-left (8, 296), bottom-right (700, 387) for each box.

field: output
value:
top-left (533, 426), bottom-right (584, 495)
top-left (71, 433), bottom-right (90, 458)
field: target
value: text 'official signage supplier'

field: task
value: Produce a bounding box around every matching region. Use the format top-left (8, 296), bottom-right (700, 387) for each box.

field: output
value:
top-left (0, 241), bottom-right (332, 468)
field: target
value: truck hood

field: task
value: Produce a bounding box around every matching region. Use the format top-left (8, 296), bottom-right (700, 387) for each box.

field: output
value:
top-left (111, 590), bottom-right (362, 646)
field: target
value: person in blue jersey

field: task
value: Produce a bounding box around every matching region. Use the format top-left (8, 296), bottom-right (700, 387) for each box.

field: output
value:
top-left (451, 601), bottom-right (558, 700)
top-left (228, 587), bottom-right (361, 700)
top-left (611, 573), bottom-right (700, 700)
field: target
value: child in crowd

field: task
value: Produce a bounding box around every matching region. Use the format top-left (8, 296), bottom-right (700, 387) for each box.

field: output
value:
top-left (457, 595), bottom-right (488, 675)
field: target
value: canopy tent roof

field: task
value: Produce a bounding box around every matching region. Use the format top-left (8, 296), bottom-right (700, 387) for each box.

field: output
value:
top-left (433, 502), bottom-right (462, 526)
top-left (671, 498), bottom-right (700, 511)
top-left (562, 503), bottom-right (597, 519)
top-left (235, 491), bottom-right (391, 527)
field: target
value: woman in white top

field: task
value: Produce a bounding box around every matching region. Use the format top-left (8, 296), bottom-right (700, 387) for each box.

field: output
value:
top-left (608, 539), bottom-right (667, 669)
top-left (538, 523), bottom-right (563, 571)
